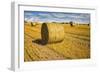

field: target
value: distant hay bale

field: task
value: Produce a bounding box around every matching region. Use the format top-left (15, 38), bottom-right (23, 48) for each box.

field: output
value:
top-left (41, 23), bottom-right (65, 44)
top-left (31, 22), bottom-right (34, 26)
top-left (69, 21), bottom-right (73, 27)
top-left (30, 22), bottom-right (39, 26)
top-left (88, 23), bottom-right (90, 26)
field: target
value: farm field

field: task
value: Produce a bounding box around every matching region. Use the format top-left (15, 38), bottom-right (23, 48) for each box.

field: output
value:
top-left (24, 22), bottom-right (90, 62)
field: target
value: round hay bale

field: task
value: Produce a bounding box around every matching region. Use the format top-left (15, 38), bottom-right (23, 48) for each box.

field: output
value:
top-left (41, 23), bottom-right (65, 44)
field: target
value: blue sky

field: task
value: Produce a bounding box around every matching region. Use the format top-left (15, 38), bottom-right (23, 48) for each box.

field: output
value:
top-left (24, 11), bottom-right (90, 24)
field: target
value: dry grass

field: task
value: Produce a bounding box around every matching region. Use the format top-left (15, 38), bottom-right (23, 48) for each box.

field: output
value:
top-left (24, 22), bottom-right (90, 62)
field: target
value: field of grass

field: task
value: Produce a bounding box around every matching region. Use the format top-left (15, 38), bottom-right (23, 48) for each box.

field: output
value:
top-left (24, 22), bottom-right (90, 62)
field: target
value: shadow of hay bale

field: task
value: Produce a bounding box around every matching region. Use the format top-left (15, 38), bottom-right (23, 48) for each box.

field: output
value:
top-left (32, 39), bottom-right (47, 45)
top-left (32, 39), bottom-right (64, 45)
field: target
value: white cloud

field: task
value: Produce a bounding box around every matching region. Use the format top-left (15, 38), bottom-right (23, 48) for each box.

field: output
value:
top-left (24, 17), bottom-right (28, 21)
top-left (38, 13), bottom-right (52, 18)
top-left (24, 12), bottom-right (33, 16)
top-left (51, 13), bottom-right (67, 18)
top-left (25, 16), bottom-right (40, 22)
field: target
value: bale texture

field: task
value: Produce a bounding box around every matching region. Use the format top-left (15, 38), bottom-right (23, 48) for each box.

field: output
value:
top-left (41, 23), bottom-right (65, 44)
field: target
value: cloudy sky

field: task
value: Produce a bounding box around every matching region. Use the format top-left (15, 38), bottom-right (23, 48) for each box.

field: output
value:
top-left (24, 11), bottom-right (90, 24)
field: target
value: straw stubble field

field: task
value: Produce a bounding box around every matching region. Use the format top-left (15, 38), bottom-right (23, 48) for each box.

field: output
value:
top-left (24, 22), bottom-right (90, 62)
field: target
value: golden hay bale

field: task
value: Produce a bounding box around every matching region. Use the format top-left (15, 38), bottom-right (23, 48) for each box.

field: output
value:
top-left (41, 23), bottom-right (65, 44)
